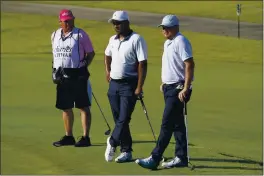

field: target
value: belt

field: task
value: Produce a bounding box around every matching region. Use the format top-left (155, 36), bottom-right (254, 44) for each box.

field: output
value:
top-left (163, 81), bottom-right (184, 87)
top-left (111, 77), bottom-right (138, 83)
top-left (163, 82), bottom-right (192, 90)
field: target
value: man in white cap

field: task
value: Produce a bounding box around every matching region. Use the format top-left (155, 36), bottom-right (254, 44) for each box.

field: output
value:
top-left (135, 15), bottom-right (195, 170)
top-left (104, 11), bottom-right (148, 163)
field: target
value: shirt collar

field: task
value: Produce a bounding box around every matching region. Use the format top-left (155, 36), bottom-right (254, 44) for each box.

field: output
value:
top-left (114, 30), bottom-right (134, 40)
top-left (61, 27), bottom-right (76, 37)
top-left (167, 32), bottom-right (181, 45)
top-left (60, 27), bottom-right (77, 41)
top-left (170, 32), bottom-right (181, 40)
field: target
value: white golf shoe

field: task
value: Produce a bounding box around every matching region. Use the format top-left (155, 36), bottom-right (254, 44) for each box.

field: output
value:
top-left (104, 137), bottom-right (116, 162)
top-left (115, 152), bottom-right (132, 163)
top-left (161, 156), bottom-right (188, 168)
top-left (135, 156), bottom-right (160, 170)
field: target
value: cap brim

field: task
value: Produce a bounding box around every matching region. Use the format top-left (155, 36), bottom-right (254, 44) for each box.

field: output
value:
top-left (108, 18), bottom-right (113, 23)
top-left (157, 24), bottom-right (178, 28)
top-left (108, 18), bottom-right (128, 23)
top-left (158, 24), bottom-right (168, 27)
top-left (60, 16), bottom-right (75, 21)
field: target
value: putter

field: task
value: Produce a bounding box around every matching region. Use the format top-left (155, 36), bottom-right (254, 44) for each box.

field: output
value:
top-left (139, 97), bottom-right (166, 162)
top-left (92, 92), bottom-right (111, 135)
top-left (183, 101), bottom-right (195, 170)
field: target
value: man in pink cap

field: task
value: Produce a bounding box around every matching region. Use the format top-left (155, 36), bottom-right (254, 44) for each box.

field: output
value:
top-left (51, 9), bottom-right (95, 147)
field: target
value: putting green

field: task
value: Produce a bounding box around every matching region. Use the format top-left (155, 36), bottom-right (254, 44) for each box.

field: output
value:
top-left (32, 1), bottom-right (263, 23)
top-left (1, 12), bottom-right (262, 175)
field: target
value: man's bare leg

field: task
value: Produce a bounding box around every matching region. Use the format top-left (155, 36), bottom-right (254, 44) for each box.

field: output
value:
top-left (63, 108), bottom-right (74, 136)
top-left (80, 107), bottom-right (91, 136)
top-left (74, 107), bottom-right (91, 147)
top-left (53, 108), bottom-right (75, 147)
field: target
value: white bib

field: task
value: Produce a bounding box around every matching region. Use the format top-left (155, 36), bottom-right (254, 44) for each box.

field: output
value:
top-left (52, 28), bottom-right (81, 69)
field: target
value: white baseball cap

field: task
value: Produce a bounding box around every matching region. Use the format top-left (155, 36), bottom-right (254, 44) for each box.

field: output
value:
top-left (108, 11), bottom-right (129, 23)
top-left (158, 15), bottom-right (179, 27)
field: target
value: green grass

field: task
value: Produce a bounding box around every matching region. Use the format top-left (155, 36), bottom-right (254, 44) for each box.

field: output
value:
top-left (31, 1), bottom-right (263, 23)
top-left (1, 12), bottom-right (263, 175)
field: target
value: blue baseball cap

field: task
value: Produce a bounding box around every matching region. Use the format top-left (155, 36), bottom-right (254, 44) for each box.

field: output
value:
top-left (158, 15), bottom-right (179, 27)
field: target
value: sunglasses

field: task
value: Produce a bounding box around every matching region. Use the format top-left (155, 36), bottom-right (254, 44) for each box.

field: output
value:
top-left (112, 20), bottom-right (122, 25)
top-left (162, 26), bottom-right (171, 30)
top-left (60, 20), bottom-right (70, 24)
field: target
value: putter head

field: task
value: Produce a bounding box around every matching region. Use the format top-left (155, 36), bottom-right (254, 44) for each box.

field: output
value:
top-left (104, 129), bottom-right (111, 135)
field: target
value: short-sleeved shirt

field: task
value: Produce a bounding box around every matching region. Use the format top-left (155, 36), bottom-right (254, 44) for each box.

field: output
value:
top-left (51, 27), bottom-right (94, 69)
top-left (162, 32), bottom-right (193, 84)
top-left (105, 32), bottom-right (147, 79)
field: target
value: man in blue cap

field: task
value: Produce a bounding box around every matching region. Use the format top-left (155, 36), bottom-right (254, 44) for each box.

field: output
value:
top-left (135, 14), bottom-right (195, 169)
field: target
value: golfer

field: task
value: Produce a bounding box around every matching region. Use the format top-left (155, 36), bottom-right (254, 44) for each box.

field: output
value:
top-left (104, 11), bottom-right (148, 163)
top-left (136, 14), bottom-right (195, 169)
top-left (51, 9), bottom-right (95, 147)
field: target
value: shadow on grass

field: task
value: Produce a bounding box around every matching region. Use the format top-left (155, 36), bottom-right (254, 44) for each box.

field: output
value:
top-left (192, 165), bottom-right (262, 171)
top-left (143, 165), bottom-right (262, 172)
top-left (91, 140), bottom-right (196, 147)
top-left (190, 157), bottom-right (263, 166)
top-left (92, 140), bottom-right (262, 171)
top-left (157, 157), bottom-right (263, 171)
top-left (132, 140), bottom-right (196, 146)
top-left (116, 159), bottom-right (137, 163)
top-left (218, 153), bottom-right (263, 166)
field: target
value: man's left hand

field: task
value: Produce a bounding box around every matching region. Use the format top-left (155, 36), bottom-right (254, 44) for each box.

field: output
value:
top-left (178, 88), bottom-right (188, 102)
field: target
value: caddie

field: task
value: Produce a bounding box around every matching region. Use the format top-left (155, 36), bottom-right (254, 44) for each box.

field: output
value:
top-left (51, 9), bottom-right (95, 147)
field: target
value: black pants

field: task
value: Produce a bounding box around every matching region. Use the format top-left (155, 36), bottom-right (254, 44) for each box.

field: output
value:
top-left (107, 78), bottom-right (138, 152)
top-left (151, 83), bottom-right (192, 162)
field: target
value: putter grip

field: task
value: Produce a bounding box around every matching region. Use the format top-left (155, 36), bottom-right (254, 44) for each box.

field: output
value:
top-left (183, 102), bottom-right (186, 114)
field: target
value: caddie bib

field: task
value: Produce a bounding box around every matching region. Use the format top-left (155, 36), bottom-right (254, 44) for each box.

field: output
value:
top-left (52, 28), bottom-right (80, 69)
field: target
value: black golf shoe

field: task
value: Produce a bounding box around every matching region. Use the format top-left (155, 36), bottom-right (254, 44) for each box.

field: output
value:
top-left (53, 135), bottom-right (76, 147)
top-left (75, 136), bottom-right (91, 147)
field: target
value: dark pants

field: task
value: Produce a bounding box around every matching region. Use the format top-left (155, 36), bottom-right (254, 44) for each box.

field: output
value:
top-left (107, 78), bottom-right (138, 152)
top-left (151, 83), bottom-right (192, 162)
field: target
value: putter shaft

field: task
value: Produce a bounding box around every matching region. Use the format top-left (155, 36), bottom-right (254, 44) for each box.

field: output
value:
top-left (92, 92), bottom-right (111, 131)
top-left (139, 98), bottom-right (157, 142)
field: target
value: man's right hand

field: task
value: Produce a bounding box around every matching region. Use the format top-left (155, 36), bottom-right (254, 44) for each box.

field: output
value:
top-left (106, 72), bottom-right (111, 82)
top-left (160, 83), bottom-right (164, 92)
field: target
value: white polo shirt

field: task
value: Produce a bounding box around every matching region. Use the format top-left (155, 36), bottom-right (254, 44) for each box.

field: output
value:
top-left (162, 32), bottom-right (193, 84)
top-left (105, 32), bottom-right (148, 79)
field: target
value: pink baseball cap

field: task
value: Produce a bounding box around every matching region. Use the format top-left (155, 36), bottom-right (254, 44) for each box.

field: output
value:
top-left (59, 9), bottom-right (75, 21)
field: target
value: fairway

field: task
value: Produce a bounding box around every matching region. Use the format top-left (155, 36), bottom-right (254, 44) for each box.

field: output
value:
top-left (1, 11), bottom-right (263, 175)
top-left (33, 1), bottom-right (263, 23)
